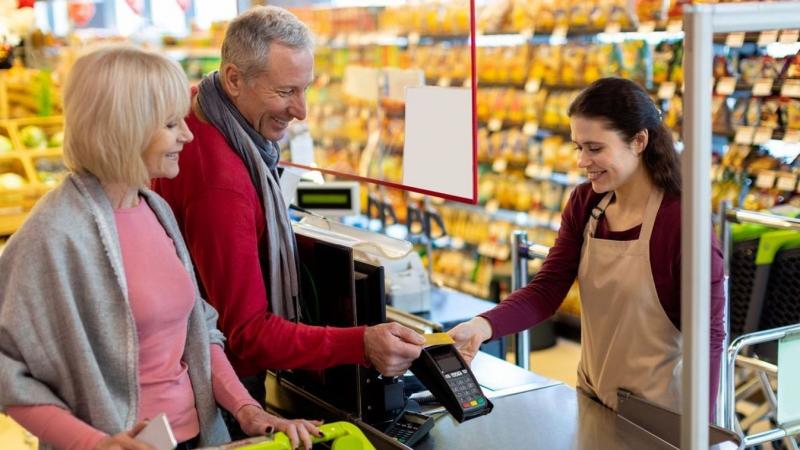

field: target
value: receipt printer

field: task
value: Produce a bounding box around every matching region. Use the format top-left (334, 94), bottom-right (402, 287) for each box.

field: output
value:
top-left (410, 344), bottom-right (493, 423)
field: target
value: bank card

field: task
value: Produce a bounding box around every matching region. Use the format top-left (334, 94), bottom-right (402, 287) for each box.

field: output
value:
top-left (423, 332), bottom-right (455, 347)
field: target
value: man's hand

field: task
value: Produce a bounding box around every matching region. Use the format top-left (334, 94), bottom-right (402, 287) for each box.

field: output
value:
top-left (447, 316), bottom-right (493, 365)
top-left (94, 421), bottom-right (154, 450)
top-left (236, 405), bottom-right (322, 450)
top-left (364, 323), bottom-right (424, 376)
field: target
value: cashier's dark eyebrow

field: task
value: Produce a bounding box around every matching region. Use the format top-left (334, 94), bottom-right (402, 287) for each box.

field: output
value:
top-left (572, 140), bottom-right (604, 147)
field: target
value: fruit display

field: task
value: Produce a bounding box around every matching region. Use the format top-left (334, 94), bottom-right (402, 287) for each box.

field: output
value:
top-left (0, 116), bottom-right (66, 235)
top-left (1, 61), bottom-right (61, 119)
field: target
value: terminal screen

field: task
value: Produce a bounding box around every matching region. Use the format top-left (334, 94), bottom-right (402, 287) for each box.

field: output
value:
top-left (437, 355), bottom-right (463, 373)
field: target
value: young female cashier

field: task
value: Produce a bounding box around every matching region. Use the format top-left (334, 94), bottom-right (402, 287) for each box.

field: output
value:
top-left (448, 77), bottom-right (726, 413)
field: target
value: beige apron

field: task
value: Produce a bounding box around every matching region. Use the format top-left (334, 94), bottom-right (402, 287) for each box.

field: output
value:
top-left (576, 188), bottom-right (682, 411)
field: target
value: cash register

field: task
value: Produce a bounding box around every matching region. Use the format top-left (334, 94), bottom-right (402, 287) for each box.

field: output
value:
top-left (264, 214), bottom-right (491, 449)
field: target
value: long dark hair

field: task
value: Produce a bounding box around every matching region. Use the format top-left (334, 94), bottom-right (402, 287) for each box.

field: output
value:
top-left (568, 77), bottom-right (681, 196)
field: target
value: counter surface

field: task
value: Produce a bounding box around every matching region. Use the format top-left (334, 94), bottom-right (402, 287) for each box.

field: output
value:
top-left (415, 384), bottom-right (675, 450)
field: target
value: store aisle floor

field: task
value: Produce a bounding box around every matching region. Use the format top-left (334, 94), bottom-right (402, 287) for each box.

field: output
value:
top-left (528, 337), bottom-right (581, 387)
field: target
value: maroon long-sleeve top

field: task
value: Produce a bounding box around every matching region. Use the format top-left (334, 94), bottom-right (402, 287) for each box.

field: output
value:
top-left (481, 182), bottom-right (726, 408)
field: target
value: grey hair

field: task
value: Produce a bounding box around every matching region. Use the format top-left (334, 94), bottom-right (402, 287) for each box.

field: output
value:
top-left (221, 6), bottom-right (314, 80)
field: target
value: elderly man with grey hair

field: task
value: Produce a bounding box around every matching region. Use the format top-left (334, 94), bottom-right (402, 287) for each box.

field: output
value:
top-left (153, 5), bottom-right (425, 435)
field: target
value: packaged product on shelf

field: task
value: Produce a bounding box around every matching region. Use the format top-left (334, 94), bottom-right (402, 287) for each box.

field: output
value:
top-left (535, 0), bottom-right (562, 30)
top-left (738, 55), bottom-right (781, 86)
top-left (730, 97), bottom-right (749, 128)
top-left (560, 45), bottom-right (587, 87)
top-left (654, 41), bottom-right (676, 84)
top-left (712, 54), bottom-right (733, 80)
top-left (711, 96), bottom-right (729, 132)
top-left (568, 0), bottom-right (592, 27)
top-left (783, 51), bottom-right (800, 79)
top-left (529, 45), bottom-right (562, 86)
top-left (510, 0), bottom-right (537, 31)
top-left (745, 98), bottom-right (762, 127)
top-left (478, 0), bottom-right (513, 33)
top-left (619, 40), bottom-right (652, 88)
top-left (663, 95), bottom-right (683, 131)
top-left (760, 98), bottom-right (781, 129)
top-left (721, 144), bottom-right (751, 170)
top-left (669, 40), bottom-right (684, 85)
top-left (636, 0), bottom-right (668, 23)
top-left (783, 99), bottom-right (800, 129)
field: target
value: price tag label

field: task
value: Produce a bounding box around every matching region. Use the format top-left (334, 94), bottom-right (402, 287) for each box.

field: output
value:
top-left (520, 28), bottom-right (535, 39)
top-left (784, 129), bottom-right (800, 144)
top-left (540, 165), bottom-right (553, 179)
top-left (725, 32), bottom-right (745, 48)
top-left (752, 78), bottom-right (774, 97)
top-left (437, 77), bottom-right (451, 87)
top-left (552, 25), bottom-right (568, 40)
top-left (488, 118), bottom-right (503, 132)
top-left (781, 79), bottom-right (800, 98)
top-left (779, 29), bottom-right (800, 44)
top-left (757, 30), bottom-right (779, 46)
top-left (637, 21), bottom-right (656, 33)
top-left (658, 81), bottom-right (677, 99)
top-left (753, 126), bottom-right (774, 145)
top-left (604, 21), bottom-right (621, 34)
top-left (462, 78), bottom-right (472, 88)
top-left (777, 173), bottom-right (797, 191)
top-left (666, 19), bottom-right (683, 33)
top-left (477, 242), bottom-right (493, 257)
top-left (716, 77), bottom-right (737, 96)
top-left (525, 78), bottom-right (541, 93)
top-left (523, 121), bottom-right (539, 136)
top-left (450, 237), bottom-right (465, 250)
top-left (492, 158), bottom-right (508, 173)
top-left (755, 170), bottom-right (777, 189)
top-left (734, 126), bottom-right (755, 144)
top-left (408, 32), bottom-right (420, 46)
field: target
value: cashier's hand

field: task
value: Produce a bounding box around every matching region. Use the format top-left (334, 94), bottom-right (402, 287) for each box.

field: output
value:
top-left (448, 316), bottom-right (493, 365)
top-left (364, 322), bottom-right (425, 376)
top-left (94, 421), bottom-right (154, 450)
top-left (236, 405), bottom-right (322, 450)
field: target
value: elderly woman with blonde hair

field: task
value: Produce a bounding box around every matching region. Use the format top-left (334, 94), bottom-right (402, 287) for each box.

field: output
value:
top-left (0, 46), bottom-right (321, 450)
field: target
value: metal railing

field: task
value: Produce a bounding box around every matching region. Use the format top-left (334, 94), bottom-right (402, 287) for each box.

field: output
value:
top-left (510, 230), bottom-right (551, 370)
top-left (718, 205), bottom-right (800, 448)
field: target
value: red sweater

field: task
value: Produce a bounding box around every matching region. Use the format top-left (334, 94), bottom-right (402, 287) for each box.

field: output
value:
top-left (482, 183), bottom-right (726, 406)
top-left (153, 101), bottom-right (366, 377)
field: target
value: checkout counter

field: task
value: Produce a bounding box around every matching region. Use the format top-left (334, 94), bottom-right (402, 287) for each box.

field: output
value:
top-left (276, 215), bottom-right (740, 450)
top-left (267, 350), bottom-right (738, 450)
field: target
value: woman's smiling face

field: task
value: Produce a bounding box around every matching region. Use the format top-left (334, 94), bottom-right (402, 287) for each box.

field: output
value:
top-left (571, 116), bottom-right (643, 193)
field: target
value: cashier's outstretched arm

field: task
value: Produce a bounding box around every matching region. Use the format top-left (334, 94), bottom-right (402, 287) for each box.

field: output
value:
top-left (448, 316), bottom-right (493, 365)
top-left (364, 323), bottom-right (425, 376)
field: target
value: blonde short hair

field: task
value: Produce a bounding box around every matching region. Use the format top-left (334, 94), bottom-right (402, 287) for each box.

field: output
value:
top-left (63, 45), bottom-right (190, 187)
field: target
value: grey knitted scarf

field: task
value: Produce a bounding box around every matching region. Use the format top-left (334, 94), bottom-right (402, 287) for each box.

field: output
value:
top-left (197, 71), bottom-right (300, 321)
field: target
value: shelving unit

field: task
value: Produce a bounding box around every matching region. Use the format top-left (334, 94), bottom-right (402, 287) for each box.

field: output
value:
top-left (0, 116), bottom-right (65, 236)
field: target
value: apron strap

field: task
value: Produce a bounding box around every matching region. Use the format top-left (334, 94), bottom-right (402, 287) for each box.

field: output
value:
top-left (638, 189), bottom-right (664, 242)
top-left (586, 192), bottom-right (614, 238)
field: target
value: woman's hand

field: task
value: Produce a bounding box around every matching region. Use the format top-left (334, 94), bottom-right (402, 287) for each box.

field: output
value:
top-left (447, 316), bottom-right (493, 365)
top-left (235, 405), bottom-right (322, 450)
top-left (93, 421), bottom-right (154, 450)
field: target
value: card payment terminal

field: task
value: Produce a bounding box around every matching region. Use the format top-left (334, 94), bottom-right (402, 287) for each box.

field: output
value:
top-left (410, 344), bottom-right (493, 422)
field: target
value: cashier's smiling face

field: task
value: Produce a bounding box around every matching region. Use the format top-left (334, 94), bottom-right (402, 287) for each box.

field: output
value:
top-left (571, 116), bottom-right (644, 194)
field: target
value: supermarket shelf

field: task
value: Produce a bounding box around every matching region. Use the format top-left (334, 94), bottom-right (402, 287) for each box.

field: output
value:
top-left (0, 211), bottom-right (28, 236)
top-left (445, 201), bottom-right (561, 231)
